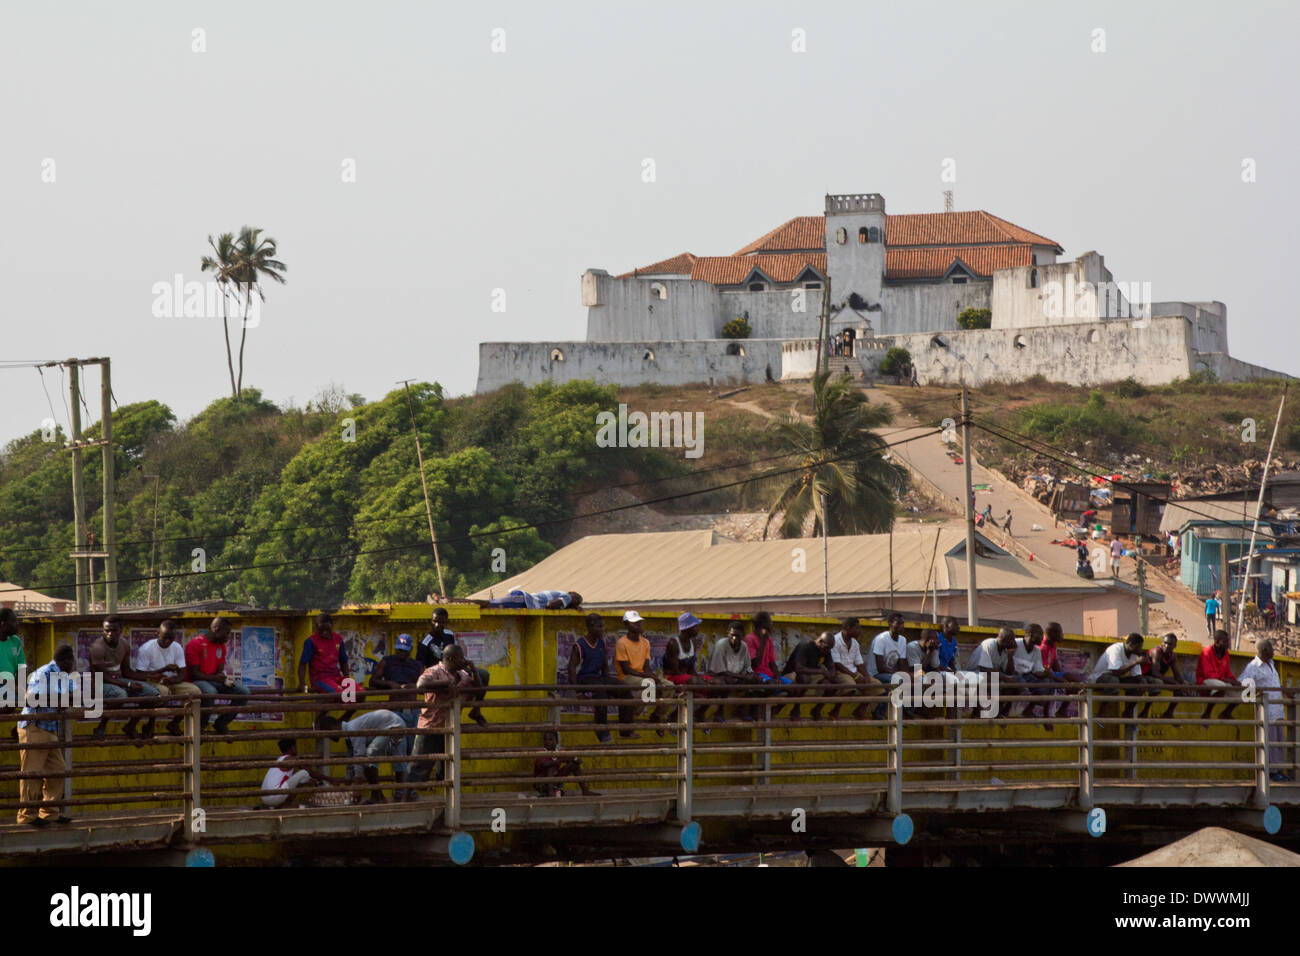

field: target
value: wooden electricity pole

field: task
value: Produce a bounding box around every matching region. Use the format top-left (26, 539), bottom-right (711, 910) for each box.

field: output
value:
top-left (401, 380), bottom-right (447, 599)
top-left (962, 387), bottom-right (979, 625)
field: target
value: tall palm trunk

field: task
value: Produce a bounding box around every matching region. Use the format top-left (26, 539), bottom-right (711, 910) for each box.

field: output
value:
top-left (221, 295), bottom-right (237, 398)
top-left (235, 283), bottom-right (252, 400)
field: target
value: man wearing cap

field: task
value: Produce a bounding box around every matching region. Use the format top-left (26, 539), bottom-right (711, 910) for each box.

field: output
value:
top-left (614, 611), bottom-right (678, 733)
top-left (417, 608), bottom-right (489, 726)
top-left (370, 633), bottom-right (423, 798)
top-left (663, 612), bottom-right (711, 724)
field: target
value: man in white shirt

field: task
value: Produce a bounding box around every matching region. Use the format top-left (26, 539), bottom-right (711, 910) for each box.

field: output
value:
top-left (134, 619), bottom-right (203, 737)
top-left (1009, 623), bottom-right (1051, 722)
top-left (1240, 639), bottom-right (1295, 782)
top-left (963, 629), bottom-right (1017, 718)
top-left (1089, 632), bottom-right (1157, 721)
top-left (829, 618), bottom-right (873, 720)
top-left (261, 737), bottom-right (328, 808)
top-left (868, 612), bottom-right (909, 719)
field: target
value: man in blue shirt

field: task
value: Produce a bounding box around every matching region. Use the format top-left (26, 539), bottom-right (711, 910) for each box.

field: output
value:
top-left (1205, 593), bottom-right (1221, 637)
top-left (17, 644), bottom-right (77, 826)
top-left (938, 617), bottom-right (962, 671)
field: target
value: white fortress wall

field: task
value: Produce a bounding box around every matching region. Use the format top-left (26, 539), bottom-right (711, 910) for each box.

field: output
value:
top-left (991, 252), bottom-right (1118, 330)
top-left (878, 315), bottom-right (1196, 388)
top-left (582, 270), bottom-right (718, 341)
top-left (879, 280), bottom-right (989, 335)
top-left (718, 289), bottom-right (824, 339)
top-left (476, 339), bottom-right (788, 393)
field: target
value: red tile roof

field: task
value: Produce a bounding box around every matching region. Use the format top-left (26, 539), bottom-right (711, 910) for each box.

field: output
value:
top-left (620, 207), bottom-right (1060, 284)
top-left (733, 211), bottom-right (1062, 255)
top-left (616, 252), bottom-right (697, 278)
top-left (688, 253), bottom-right (826, 286)
top-left (885, 245), bottom-right (1034, 279)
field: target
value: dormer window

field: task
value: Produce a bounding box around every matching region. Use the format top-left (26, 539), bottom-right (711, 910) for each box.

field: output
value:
top-left (748, 282), bottom-right (765, 292)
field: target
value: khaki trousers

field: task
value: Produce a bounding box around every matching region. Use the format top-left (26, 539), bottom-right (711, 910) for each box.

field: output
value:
top-left (17, 726), bottom-right (65, 824)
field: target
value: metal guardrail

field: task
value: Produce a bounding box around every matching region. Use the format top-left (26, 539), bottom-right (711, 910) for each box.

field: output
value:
top-left (0, 679), bottom-right (1296, 850)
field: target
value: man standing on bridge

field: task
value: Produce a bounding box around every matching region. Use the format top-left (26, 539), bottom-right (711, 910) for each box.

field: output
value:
top-left (16, 644), bottom-right (77, 826)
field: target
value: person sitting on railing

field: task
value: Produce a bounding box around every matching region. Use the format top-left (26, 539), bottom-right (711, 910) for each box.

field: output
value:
top-left (1140, 633), bottom-right (1193, 721)
top-left (89, 615), bottom-right (161, 741)
top-left (370, 633), bottom-right (423, 798)
top-left (410, 645), bottom-right (476, 787)
top-left (15, 643), bottom-right (77, 827)
top-left (705, 620), bottom-right (760, 722)
top-left (663, 612), bottom-right (711, 725)
top-left (938, 618), bottom-right (962, 673)
top-left (186, 617), bottom-right (252, 735)
top-left (1240, 638), bottom-right (1295, 782)
top-left (1010, 624), bottom-right (1053, 726)
top-left (1040, 622), bottom-right (1086, 721)
top-left (136, 619), bottom-right (203, 738)
top-left (745, 611), bottom-right (792, 693)
top-left (1088, 632), bottom-right (1158, 724)
top-left (567, 612), bottom-right (626, 743)
top-left (962, 629), bottom-right (1018, 718)
top-left (867, 612), bottom-right (909, 718)
top-left (319, 710), bottom-right (410, 804)
top-left (829, 618), bottom-right (874, 721)
top-left (781, 632), bottom-right (837, 721)
top-left (533, 729), bottom-right (597, 797)
top-left (297, 612), bottom-right (358, 722)
top-left (1196, 629), bottom-right (1242, 726)
top-left (0, 608), bottom-right (27, 741)
top-left (417, 608), bottom-right (489, 726)
top-left (907, 629), bottom-right (962, 717)
top-left (260, 737), bottom-right (329, 808)
top-left (614, 611), bottom-right (678, 735)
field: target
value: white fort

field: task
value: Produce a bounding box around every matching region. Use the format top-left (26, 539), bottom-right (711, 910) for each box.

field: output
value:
top-left (476, 193), bottom-right (1289, 392)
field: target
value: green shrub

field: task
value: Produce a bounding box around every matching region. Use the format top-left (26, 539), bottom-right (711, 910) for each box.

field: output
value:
top-left (957, 307), bottom-right (992, 330)
top-left (721, 317), bottom-right (751, 339)
top-left (1114, 377), bottom-right (1146, 398)
top-left (879, 346), bottom-right (912, 376)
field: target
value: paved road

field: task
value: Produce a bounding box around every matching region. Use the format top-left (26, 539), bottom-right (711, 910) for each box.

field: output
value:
top-left (870, 385), bottom-right (1208, 642)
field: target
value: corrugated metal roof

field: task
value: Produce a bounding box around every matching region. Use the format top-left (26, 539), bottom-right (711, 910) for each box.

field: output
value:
top-left (469, 526), bottom-right (1107, 606)
top-left (1160, 499), bottom-right (1260, 533)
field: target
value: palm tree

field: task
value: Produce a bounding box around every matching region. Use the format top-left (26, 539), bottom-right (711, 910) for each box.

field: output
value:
top-left (230, 226), bottom-right (287, 400)
top-left (757, 370), bottom-right (907, 538)
top-left (200, 232), bottom-right (239, 398)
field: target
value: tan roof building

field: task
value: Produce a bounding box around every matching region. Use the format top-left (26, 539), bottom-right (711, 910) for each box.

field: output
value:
top-left (470, 525), bottom-right (1160, 637)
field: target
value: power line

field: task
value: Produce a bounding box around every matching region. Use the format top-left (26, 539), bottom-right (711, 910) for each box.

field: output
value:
top-left (0, 426), bottom-right (942, 596)
top-left (970, 417), bottom-right (1287, 544)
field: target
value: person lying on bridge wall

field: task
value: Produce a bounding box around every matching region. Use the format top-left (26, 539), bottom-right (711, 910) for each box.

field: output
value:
top-left (533, 729), bottom-right (597, 797)
top-left (90, 615), bottom-right (161, 741)
top-left (298, 612), bottom-right (358, 723)
top-left (259, 737), bottom-right (329, 809)
top-left (663, 612), bottom-right (711, 725)
top-left (1139, 633), bottom-right (1194, 721)
top-left (0, 608), bottom-right (26, 740)
top-left (417, 608), bottom-right (489, 726)
top-left (1240, 638), bottom-right (1297, 782)
top-left (567, 612), bottom-right (628, 743)
top-left (320, 709), bottom-right (410, 804)
top-left (16, 643), bottom-right (76, 827)
top-left (830, 617), bottom-right (879, 721)
top-left (705, 619), bottom-right (760, 722)
top-left (614, 611), bottom-right (679, 735)
top-left (1089, 632), bottom-right (1158, 723)
top-left (409, 644), bottom-right (475, 787)
top-left (370, 632), bottom-right (423, 798)
top-left (134, 619), bottom-right (203, 738)
top-left (782, 632), bottom-right (838, 721)
top-left (1196, 629), bottom-right (1242, 725)
top-left (477, 589), bottom-right (583, 610)
top-left (186, 617), bottom-right (251, 735)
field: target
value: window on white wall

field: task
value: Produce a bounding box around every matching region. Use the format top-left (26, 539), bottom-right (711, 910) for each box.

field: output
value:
top-left (1014, 335), bottom-right (1027, 349)
top-left (868, 226), bottom-right (880, 242)
top-left (649, 281), bottom-right (667, 300)
top-left (1029, 269), bottom-right (1039, 289)
top-left (835, 227), bottom-right (847, 245)
top-left (644, 349), bottom-right (656, 361)
top-left (858, 227), bottom-right (868, 244)
top-left (748, 282), bottom-right (765, 292)
top-left (550, 348), bottom-right (565, 362)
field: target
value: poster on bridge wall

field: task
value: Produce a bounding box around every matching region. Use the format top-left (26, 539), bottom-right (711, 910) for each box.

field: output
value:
top-left (237, 626), bottom-right (282, 722)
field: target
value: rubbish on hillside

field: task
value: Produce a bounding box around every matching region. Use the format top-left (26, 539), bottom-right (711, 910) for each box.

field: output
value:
top-left (1030, 523), bottom-right (1044, 531)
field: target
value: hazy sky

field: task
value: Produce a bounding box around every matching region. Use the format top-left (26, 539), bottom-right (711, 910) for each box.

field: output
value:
top-left (2, 0), bottom-right (1296, 446)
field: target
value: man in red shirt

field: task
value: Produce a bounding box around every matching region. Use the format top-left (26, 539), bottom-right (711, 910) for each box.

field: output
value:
top-left (1195, 629), bottom-right (1241, 724)
top-left (185, 617), bottom-right (251, 734)
top-left (743, 610), bottom-right (792, 717)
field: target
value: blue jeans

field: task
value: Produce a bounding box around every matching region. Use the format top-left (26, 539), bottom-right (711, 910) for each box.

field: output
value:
top-left (391, 708), bottom-right (419, 777)
top-left (193, 679), bottom-right (251, 726)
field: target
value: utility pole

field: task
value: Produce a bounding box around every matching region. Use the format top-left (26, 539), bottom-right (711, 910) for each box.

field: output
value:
top-left (1220, 543), bottom-right (1230, 641)
top-left (101, 358), bottom-right (116, 613)
top-left (400, 380), bottom-right (447, 599)
top-left (821, 491), bottom-right (829, 614)
top-left (961, 387), bottom-right (979, 625)
top-left (144, 473), bottom-right (161, 605)
top-left (1234, 386), bottom-right (1287, 647)
top-left (1135, 533), bottom-right (1148, 635)
top-left (68, 363), bottom-right (90, 615)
